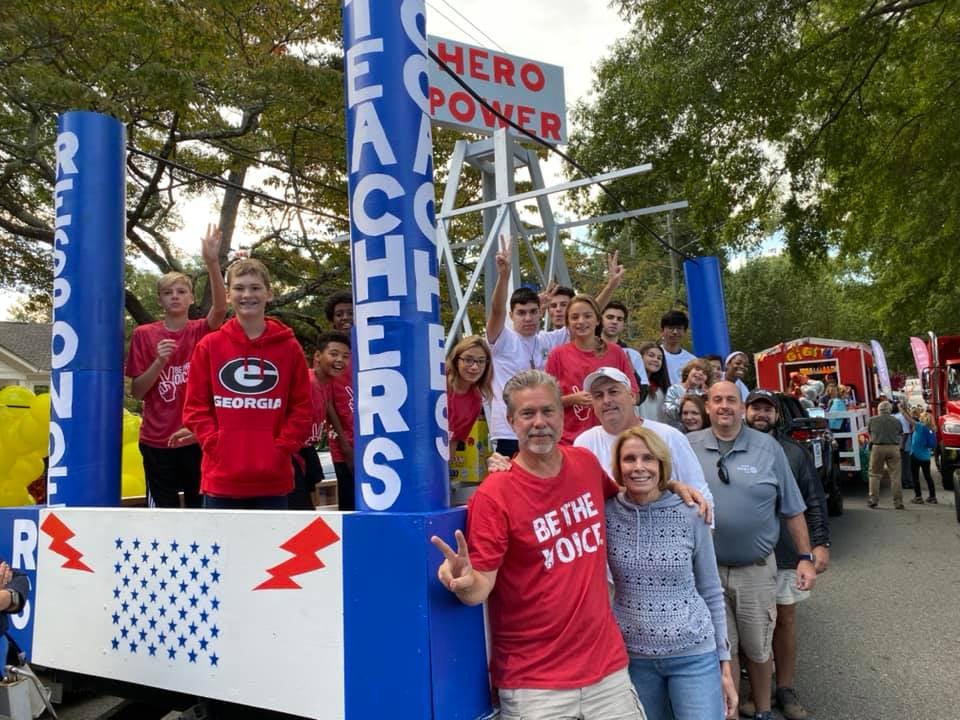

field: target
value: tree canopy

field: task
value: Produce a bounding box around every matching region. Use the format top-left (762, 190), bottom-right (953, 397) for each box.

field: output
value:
top-left (570, 0), bottom-right (959, 347)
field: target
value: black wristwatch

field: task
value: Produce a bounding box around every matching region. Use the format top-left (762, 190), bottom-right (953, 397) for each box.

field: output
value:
top-left (6, 589), bottom-right (19, 611)
top-left (797, 553), bottom-right (815, 564)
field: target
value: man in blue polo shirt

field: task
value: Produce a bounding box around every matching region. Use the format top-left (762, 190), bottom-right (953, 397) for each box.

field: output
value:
top-left (687, 381), bottom-right (816, 720)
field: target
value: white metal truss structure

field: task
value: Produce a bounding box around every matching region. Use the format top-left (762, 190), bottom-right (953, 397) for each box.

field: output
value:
top-left (437, 128), bottom-right (688, 347)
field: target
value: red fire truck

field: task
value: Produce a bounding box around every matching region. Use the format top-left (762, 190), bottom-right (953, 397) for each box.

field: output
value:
top-left (921, 332), bottom-right (960, 519)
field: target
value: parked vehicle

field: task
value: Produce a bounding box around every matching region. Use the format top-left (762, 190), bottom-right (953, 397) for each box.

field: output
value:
top-left (920, 332), bottom-right (960, 521)
top-left (773, 392), bottom-right (844, 517)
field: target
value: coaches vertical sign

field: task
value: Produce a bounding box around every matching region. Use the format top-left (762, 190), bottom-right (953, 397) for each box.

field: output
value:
top-left (428, 36), bottom-right (567, 144)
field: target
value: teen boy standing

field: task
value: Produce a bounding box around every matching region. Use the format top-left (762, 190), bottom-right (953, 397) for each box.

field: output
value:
top-left (126, 224), bottom-right (226, 508)
top-left (183, 258), bottom-right (312, 509)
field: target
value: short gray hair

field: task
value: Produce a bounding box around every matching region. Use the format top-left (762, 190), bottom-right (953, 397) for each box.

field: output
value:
top-left (503, 369), bottom-right (561, 417)
top-left (878, 400), bottom-right (892, 414)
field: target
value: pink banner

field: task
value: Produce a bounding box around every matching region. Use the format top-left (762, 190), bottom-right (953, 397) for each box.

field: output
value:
top-left (910, 336), bottom-right (930, 376)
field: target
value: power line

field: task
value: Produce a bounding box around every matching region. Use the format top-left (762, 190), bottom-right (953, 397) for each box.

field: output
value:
top-left (425, 1), bottom-right (491, 50)
top-left (434, 0), bottom-right (507, 52)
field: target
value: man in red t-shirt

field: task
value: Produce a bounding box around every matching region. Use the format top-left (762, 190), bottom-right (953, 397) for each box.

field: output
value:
top-left (432, 369), bottom-right (646, 719)
top-left (125, 225), bottom-right (226, 507)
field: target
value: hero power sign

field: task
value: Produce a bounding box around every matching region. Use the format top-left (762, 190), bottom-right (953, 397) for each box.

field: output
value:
top-left (428, 36), bottom-right (567, 144)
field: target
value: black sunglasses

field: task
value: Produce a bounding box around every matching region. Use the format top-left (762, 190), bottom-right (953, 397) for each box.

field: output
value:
top-left (717, 455), bottom-right (730, 484)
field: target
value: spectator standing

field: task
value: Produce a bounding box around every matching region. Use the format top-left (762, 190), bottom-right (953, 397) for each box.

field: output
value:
top-left (893, 401), bottom-right (916, 491)
top-left (323, 290), bottom-right (357, 510)
top-left (679, 394), bottom-right (710, 434)
top-left (547, 286), bottom-right (575, 330)
top-left (659, 310), bottom-right (697, 384)
top-left (664, 358), bottom-right (711, 424)
top-left (606, 426), bottom-right (736, 720)
top-left (545, 295), bottom-right (638, 445)
top-left (600, 301), bottom-right (649, 387)
top-left (637, 342), bottom-right (671, 423)
top-left (126, 225), bottom-right (226, 508)
top-left (909, 411), bottom-right (938, 504)
top-left (744, 389), bottom-right (830, 720)
top-left (724, 351), bottom-right (751, 401)
top-left (704, 354), bottom-right (724, 385)
top-left (866, 400), bottom-right (904, 509)
top-left (446, 335), bottom-right (493, 449)
top-left (687, 381), bottom-right (815, 720)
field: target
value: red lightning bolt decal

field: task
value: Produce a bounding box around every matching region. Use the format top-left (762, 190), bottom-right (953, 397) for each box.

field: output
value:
top-left (40, 513), bottom-right (93, 573)
top-left (254, 517), bottom-right (340, 590)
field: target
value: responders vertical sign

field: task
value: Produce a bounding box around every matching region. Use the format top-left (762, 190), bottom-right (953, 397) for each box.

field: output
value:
top-left (428, 36), bottom-right (567, 144)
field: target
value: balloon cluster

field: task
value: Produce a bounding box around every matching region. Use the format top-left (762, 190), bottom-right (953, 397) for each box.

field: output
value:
top-left (0, 385), bottom-right (148, 506)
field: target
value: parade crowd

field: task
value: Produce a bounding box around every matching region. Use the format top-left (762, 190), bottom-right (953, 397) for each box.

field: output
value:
top-left (125, 230), bottom-right (934, 720)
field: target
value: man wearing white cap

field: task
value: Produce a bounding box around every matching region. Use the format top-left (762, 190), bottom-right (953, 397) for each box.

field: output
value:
top-left (725, 351), bottom-right (751, 401)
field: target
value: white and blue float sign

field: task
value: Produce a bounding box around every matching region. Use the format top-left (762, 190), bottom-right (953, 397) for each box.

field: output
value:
top-left (0, 2), bottom-right (493, 719)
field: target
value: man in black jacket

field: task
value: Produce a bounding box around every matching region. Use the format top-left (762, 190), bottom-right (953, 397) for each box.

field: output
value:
top-left (744, 389), bottom-right (831, 720)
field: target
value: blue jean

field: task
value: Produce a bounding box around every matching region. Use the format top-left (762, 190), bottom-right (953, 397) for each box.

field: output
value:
top-left (628, 651), bottom-right (723, 720)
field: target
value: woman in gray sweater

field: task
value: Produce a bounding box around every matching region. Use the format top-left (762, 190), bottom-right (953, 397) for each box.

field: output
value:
top-left (607, 426), bottom-right (736, 720)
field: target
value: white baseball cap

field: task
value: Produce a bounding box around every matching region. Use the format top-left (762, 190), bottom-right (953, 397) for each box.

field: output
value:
top-left (583, 366), bottom-right (632, 392)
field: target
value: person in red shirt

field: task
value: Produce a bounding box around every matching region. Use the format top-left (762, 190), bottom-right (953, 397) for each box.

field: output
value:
top-left (446, 335), bottom-right (493, 453)
top-left (545, 294), bottom-right (638, 445)
top-left (431, 369), bottom-right (645, 719)
top-left (182, 259), bottom-right (312, 509)
top-left (322, 290), bottom-right (356, 510)
top-left (125, 224), bottom-right (226, 507)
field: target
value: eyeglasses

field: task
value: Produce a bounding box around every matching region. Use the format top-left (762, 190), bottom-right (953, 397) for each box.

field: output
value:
top-left (717, 455), bottom-right (730, 484)
top-left (458, 355), bottom-right (487, 367)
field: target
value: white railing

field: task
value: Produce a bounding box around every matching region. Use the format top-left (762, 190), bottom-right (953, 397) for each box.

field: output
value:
top-left (826, 408), bottom-right (871, 472)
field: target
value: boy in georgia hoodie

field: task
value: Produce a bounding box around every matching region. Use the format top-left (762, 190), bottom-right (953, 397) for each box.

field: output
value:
top-left (183, 258), bottom-right (312, 509)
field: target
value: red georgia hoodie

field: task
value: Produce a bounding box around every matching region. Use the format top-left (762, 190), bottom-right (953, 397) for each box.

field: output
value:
top-left (182, 317), bottom-right (312, 498)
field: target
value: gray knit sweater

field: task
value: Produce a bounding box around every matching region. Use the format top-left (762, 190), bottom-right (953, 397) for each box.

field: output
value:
top-left (605, 490), bottom-right (730, 661)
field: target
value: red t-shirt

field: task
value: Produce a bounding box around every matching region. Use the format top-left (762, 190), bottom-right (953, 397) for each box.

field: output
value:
top-left (328, 359), bottom-right (354, 463)
top-left (545, 342), bottom-right (638, 445)
top-left (125, 318), bottom-right (212, 447)
top-left (308, 372), bottom-right (332, 446)
top-left (467, 446), bottom-right (626, 689)
top-left (447, 384), bottom-right (483, 443)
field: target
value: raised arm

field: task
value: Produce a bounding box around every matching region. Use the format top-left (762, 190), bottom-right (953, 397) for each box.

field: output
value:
top-left (484, 236), bottom-right (512, 344)
top-left (594, 250), bottom-right (625, 309)
top-left (202, 223), bottom-right (227, 329)
top-left (431, 530), bottom-right (497, 606)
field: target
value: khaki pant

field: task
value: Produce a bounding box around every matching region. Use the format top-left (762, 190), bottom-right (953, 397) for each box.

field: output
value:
top-left (498, 667), bottom-right (646, 720)
top-left (869, 444), bottom-right (902, 506)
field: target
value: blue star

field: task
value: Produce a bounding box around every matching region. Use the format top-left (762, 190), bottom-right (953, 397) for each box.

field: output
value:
top-left (167, 648), bottom-right (176, 660)
top-left (158, 631), bottom-right (167, 645)
top-left (149, 591), bottom-right (157, 603)
top-left (199, 637), bottom-right (209, 651)
top-left (113, 562), bottom-right (122, 574)
top-left (200, 555), bottom-right (210, 568)
top-left (131, 564), bottom-right (140, 576)
top-left (121, 575), bottom-right (130, 588)
top-left (178, 608), bottom-right (188, 620)
top-left (147, 643), bottom-right (157, 657)
top-left (158, 606), bottom-right (167, 618)
top-left (189, 568), bottom-right (199, 581)
top-left (211, 598), bottom-right (220, 611)
top-left (112, 587), bottom-right (121, 599)
top-left (138, 629), bottom-right (147, 641)
top-left (132, 539), bottom-right (141, 550)
top-left (199, 610), bottom-right (209, 623)
top-left (159, 553), bottom-right (169, 565)
top-left (148, 617), bottom-right (157, 630)
top-left (159, 580), bottom-right (168, 591)
top-left (139, 603), bottom-right (147, 615)
top-left (121, 601), bottom-right (129, 613)
top-left (120, 627), bottom-right (129, 639)
top-left (149, 565), bottom-right (158, 577)
top-left (129, 616), bottom-right (139, 627)
top-left (170, 567), bottom-right (179, 578)
top-left (179, 580), bottom-right (188, 593)
top-left (115, 538), bottom-right (123, 550)
top-left (111, 637), bottom-right (119, 650)
top-left (123, 550), bottom-right (131, 562)
top-left (131, 589), bottom-right (139, 601)
top-left (210, 543), bottom-right (220, 556)
top-left (111, 612), bottom-right (120, 625)
top-left (170, 540), bottom-right (179, 552)
top-left (190, 541), bottom-right (199, 554)
top-left (189, 595), bottom-right (199, 608)
top-left (179, 554), bottom-right (188, 567)
top-left (199, 582), bottom-right (209, 596)
top-left (168, 593), bottom-right (177, 606)
top-left (129, 641), bottom-right (138, 653)
top-left (188, 649), bottom-right (197, 663)
top-left (150, 539), bottom-right (159, 551)
top-left (209, 653), bottom-right (219, 667)
top-left (140, 578), bottom-right (148, 589)
top-left (177, 635), bottom-right (187, 648)
top-left (188, 622), bottom-right (198, 636)
top-left (209, 625), bottom-right (219, 638)
top-left (210, 570), bottom-right (221, 584)
top-left (167, 620), bottom-right (176, 633)
top-left (140, 552), bottom-right (148, 563)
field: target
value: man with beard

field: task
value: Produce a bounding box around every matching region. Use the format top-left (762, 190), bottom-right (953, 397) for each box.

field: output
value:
top-left (431, 370), bottom-right (646, 719)
top-left (687, 381), bottom-right (816, 720)
top-left (743, 389), bottom-right (830, 720)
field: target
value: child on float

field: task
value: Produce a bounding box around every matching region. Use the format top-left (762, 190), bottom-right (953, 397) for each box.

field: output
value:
top-left (445, 335), bottom-right (493, 456)
top-left (125, 224), bottom-right (226, 508)
top-left (322, 290), bottom-right (357, 511)
top-left (182, 258), bottom-right (312, 510)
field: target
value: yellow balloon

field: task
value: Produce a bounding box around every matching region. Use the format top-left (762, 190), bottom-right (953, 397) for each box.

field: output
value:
top-left (29, 393), bottom-right (50, 426)
top-left (17, 415), bottom-right (48, 457)
top-left (0, 386), bottom-right (35, 410)
top-left (0, 483), bottom-right (35, 507)
top-left (121, 442), bottom-right (145, 477)
top-left (122, 413), bottom-right (141, 445)
top-left (7, 454), bottom-right (43, 487)
top-left (121, 472), bottom-right (146, 499)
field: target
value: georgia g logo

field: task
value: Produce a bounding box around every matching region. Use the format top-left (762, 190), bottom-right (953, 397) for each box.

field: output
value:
top-left (219, 358), bottom-right (280, 395)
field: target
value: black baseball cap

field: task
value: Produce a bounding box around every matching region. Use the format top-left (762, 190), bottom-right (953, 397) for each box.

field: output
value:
top-left (745, 389), bottom-right (778, 407)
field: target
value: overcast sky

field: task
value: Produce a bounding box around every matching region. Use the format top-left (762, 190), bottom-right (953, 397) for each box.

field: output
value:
top-left (0, 2), bottom-right (630, 319)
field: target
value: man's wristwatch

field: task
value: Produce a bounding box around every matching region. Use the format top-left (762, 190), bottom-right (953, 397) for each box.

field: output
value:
top-left (5, 589), bottom-right (19, 611)
top-left (797, 553), bottom-right (815, 564)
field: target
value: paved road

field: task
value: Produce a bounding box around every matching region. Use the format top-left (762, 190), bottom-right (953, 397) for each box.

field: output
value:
top-left (790, 474), bottom-right (960, 720)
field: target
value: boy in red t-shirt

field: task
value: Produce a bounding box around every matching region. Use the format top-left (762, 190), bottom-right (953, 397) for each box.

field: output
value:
top-left (182, 259), bottom-right (312, 509)
top-left (322, 291), bottom-right (356, 510)
top-left (125, 225), bottom-right (226, 507)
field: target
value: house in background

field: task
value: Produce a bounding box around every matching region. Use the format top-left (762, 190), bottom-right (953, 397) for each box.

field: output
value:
top-left (0, 322), bottom-right (51, 393)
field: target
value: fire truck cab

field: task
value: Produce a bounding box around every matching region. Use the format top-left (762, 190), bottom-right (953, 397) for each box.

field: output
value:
top-left (921, 332), bottom-right (960, 519)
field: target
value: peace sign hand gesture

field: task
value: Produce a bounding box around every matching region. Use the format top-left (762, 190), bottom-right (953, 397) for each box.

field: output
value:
top-left (494, 235), bottom-right (511, 277)
top-left (431, 529), bottom-right (476, 594)
top-left (606, 249), bottom-right (625, 287)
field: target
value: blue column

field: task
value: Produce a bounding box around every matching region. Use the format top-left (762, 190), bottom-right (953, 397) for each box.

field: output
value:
top-left (343, 0), bottom-right (448, 512)
top-left (48, 112), bottom-right (125, 507)
top-left (683, 256), bottom-right (731, 359)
